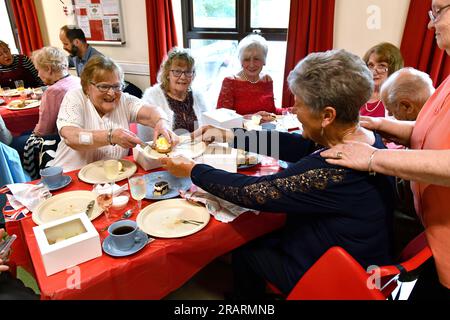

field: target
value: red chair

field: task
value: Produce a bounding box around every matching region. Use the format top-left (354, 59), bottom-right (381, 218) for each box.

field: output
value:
top-left (268, 231), bottom-right (432, 300)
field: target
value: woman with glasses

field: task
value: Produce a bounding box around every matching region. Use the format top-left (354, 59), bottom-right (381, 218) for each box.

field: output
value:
top-left (50, 55), bottom-right (177, 172)
top-left (322, 0), bottom-right (450, 300)
top-left (217, 34), bottom-right (278, 122)
top-left (137, 47), bottom-right (209, 141)
top-left (360, 42), bottom-right (404, 117)
top-left (0, 40), bottom-right (44, 89)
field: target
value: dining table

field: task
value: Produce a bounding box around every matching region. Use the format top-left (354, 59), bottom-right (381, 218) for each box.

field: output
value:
top-left (0, 93), bottom-right (41, 137)
top-left (14, 155), bottom-right (286, 300)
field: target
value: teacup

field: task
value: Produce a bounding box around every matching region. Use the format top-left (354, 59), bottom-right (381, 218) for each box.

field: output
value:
top-left (108, 220), bottom-right (141, 251)
top-left (40, 166), bottom-right (64, 187)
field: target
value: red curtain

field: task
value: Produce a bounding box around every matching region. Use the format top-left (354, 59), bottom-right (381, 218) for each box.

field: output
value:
top-left (10, 0), bottom-right (44, 57)
top-left (145, 0), bottom-right (178, 85)
top-left (400, 0), bottom-right (450, 87)
top-left (281, 0), bottom-right (336, 108)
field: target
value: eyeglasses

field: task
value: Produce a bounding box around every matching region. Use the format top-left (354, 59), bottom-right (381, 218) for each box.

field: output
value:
top-left (0, 48), bottom-right (10, 57)
top-left (367, 64), bottom-right (389, 74)
top-left (170, 70), bottom-right (194, 78)
top-left (429, 4), bottom-right (450, 23)
top-left (90, 82), bottom-right (124, 93)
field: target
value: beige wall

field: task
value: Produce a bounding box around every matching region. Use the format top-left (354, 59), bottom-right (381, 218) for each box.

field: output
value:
top-left (34, 0), bottom-right (413, 92)
top-left (334, 0), bottom-right (411, 56)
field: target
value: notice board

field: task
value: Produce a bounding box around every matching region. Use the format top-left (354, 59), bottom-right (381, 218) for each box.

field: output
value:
top-left (72, 0), bottom-right (125, 45)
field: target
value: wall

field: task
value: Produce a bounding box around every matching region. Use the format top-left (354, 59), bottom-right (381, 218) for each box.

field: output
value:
top-left (334, 0), bottom-right (411, 56)
top-left (34, 0), bottom-right (150, 91)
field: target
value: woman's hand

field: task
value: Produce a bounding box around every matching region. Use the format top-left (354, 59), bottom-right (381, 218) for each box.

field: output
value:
top-left (320, 141), bottom-right (377, 172)
top-left (0, 229), bottom-right (10, 273)
top-left (153, 119), bottom-right (179, 146)
top-left (256, 111), bottom-right (276, 123)
top-left (359, 116), bottom-right (382, 131)
top-left (191, 125), bottom-right (234, 144)
top-left (160, 156), bottom-right (196, 178)
top-left (111, 128), bottom-right (144, 149)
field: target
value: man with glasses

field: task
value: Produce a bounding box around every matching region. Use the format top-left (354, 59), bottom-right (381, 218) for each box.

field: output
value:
top-left (59, 25), bottom-right (103, 76)
top-left (0, 40), bottom-right (44, 88)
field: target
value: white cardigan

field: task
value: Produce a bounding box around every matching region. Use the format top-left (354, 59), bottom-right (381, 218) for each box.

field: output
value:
top-left (137, 84), bottom-right (210, 141)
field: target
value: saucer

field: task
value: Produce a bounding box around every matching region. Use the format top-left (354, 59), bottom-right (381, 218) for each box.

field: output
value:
top-left (144, 171), bottom-right (192, 201)
top-left (41, 175), bottom-right (72, 191)
top-left (102, 230), bottom-right (149, 257)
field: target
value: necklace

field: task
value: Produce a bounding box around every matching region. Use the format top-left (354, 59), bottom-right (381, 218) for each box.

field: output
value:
top-left (240, 71), bottom-right (260, 84)
top-left (364, 100), bottom-right (382, 113)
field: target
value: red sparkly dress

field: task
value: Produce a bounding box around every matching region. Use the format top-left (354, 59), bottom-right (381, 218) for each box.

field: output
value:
top-left (216, 77), bottom-right (277, 115)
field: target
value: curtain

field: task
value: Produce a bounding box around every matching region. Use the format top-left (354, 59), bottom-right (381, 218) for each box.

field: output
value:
top-left (281, 0), bottom-right (336, 108)
top-left (145, 0), bottom-right (178, 85)
top-left (400, 0), bottom-right (450, 87)
top-left (10, 0), bottom-right (43, 57)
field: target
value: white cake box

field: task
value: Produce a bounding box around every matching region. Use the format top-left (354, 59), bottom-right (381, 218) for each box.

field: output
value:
top-left (202, 109), bottom-right (243, 129)
top-left (33, 213), bottom-right (102, 276)
top-left (197, 143), bottom-right (238, 173)
top-left (133, 144), bottom-right (162, 171)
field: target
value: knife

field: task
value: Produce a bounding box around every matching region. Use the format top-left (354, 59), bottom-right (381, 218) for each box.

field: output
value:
top-left (85, 200), bottom-right (95, 218)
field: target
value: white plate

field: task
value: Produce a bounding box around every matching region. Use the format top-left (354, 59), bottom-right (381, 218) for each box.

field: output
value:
top-left (78, 159), bottom-right (137, 184)
top-left (142, 136), bottom-right (207, 160)
top-left (137, 199), bottom-right (210, 238)
top-left (6, 100), bottom-right (40, 110)
top-left (2, 89), bottom-right (21, 97)
top-left (32, 190), bottom-right (103, 225)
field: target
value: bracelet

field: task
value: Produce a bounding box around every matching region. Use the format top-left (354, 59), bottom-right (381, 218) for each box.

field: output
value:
top-left (107, 128), bottom-right (116, 146)
top-left (368, 149), bottom-right (379, 176)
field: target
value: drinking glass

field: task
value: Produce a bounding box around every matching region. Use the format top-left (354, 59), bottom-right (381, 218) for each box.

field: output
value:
top-left (1, 87), bottom-right (10, 104)
top-left (128, 173), bottom-right (147, 213)
top-left (14, 80), bottom-right (24, 91)
top-left (95, 183), bottom-right (113, 221)
top-left (103, 159), bottom-right (120, 183)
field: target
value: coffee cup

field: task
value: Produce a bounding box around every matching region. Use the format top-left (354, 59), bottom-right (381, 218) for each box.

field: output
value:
top-left (40, 166), bottom-right (64, 187)
top-left (108, 220), bottom-right (141, 251)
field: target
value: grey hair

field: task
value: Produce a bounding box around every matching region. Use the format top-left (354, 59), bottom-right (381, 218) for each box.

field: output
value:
top-left (32, 46), bottom-right (68, 73)
top-left (381, 67), bottom-right (435, 110)
top-left (238, 34), bottom-right (268, 64)
top-left (287, 49), bottom-right (374, 124)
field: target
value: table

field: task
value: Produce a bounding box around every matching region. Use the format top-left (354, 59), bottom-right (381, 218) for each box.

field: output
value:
top-left (0, 99), bottom-right (39, 137)
top-left (18, 157), bottom-right (286, 299)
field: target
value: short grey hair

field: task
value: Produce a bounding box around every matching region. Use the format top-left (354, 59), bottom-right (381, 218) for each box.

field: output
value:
top-left (381, 67), bottom-right (435, 110)
top-left (287, 49), bottom-right (374, 124)
top-left (32, 46), bottom-right (68, 73)
top-left (238, 34), bottom-right (268, 64)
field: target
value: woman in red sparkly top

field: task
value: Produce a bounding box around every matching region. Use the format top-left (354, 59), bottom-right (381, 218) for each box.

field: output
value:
top-left (217, 34), bottom-right (278, 122)
top-left (360, 42), bottom-right (404, 117)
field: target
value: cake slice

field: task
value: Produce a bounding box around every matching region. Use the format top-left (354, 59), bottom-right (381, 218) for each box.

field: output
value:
top-left (153, 180), bottom-right (169, 196)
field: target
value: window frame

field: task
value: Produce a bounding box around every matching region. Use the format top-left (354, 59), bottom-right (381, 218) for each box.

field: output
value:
top-left (3, 0), bottom-right (21, 53)
top-left (181, 0), bottom-right (288, 47)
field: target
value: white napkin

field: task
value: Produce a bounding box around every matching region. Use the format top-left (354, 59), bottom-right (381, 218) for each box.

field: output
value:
top-left (92, 183), bottom-right (128, 196)
top-left (6, 183), bottom-right (52, 212)
top-left (180, 186), bottom-right (259, 223)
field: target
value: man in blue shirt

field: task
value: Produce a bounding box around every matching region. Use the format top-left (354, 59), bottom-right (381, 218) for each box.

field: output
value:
top-left (59, 25), bottom-right (103, 76)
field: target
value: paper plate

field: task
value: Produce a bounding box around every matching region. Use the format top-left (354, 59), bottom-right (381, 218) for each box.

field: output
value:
top-left (144, 171), bottom-right (192, 200)
top-left (2, 89), bottom-right (20, 97)
top-left (78, 159), bottom-right (137, 184)
top-left (142, 136), bottom-right (206, 160)
top-left (6, 100), bottom-right (40, 110)
top-left (32, 190), bottom-right (103, 225)
top-left (137, 199), bottom-right (210, 238)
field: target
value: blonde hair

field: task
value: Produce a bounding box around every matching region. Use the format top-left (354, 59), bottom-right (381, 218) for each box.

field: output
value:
top-left (158, 47), bottom-right (195, 92)
top-left (32, 46), bottom-right (68, 73)
top-left (80, 55), bottom-right (124, 94)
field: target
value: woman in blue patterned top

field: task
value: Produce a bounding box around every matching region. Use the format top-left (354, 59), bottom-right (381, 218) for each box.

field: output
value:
top-left (161, 49), bottom-right (395, 299)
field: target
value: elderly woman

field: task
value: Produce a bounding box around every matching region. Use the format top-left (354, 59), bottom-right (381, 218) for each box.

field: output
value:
top-left (17, 47), bottom-right (81, 179)
top-left (360, 42), bottom-right (404, 117)
top-left (137, 47), bottom-right (209, 141)
top-left (0, 40), bottom-right (44, 88)
top-left (322, 0), bottom-right (450, 300)
top-left (217, 34), bottom-right (277, 121)
top-left (161, 49), bottom-right (395, 299)
top-left (50, 55), bottom-right (177, 172)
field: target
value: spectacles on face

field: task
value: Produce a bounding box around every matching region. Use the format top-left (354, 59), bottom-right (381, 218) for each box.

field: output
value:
top-left (170, 70), bottom-right (194, 78)
top-left (90, 82), bottom-right (124, 93)
top-left (429, 4), bottom-right (450, 23)
top-left (367, 64), bottom-right (389, 74)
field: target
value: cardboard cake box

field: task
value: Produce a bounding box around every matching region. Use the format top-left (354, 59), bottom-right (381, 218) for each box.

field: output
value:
top-left (197, 143), bottom-right (238, 173)
top-left (133, 144), bottom-right (162, 171)
top-left (33, 213), bottom-right (102, 276)
top-left (202, 109), bottom-right (243, 129)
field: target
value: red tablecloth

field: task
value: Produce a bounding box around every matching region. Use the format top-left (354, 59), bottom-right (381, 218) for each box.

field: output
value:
top-left (18, 157), bottom-right (286, 300)
top-left (0, 99), bottom-right (39, 136)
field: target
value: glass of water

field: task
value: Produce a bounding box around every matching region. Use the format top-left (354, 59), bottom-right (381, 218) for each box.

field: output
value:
top-left (128, 173), bottom-right (147, 213)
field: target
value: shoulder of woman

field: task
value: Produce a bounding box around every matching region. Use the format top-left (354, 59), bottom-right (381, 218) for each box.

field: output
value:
top-left (261, 74), bottom-right (273, 82)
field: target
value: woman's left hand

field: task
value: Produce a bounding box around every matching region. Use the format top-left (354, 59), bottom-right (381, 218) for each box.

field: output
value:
top-left (256, 111), bottom-right (277, 123)
top-left (153, 119), bottom-right (179, 146)
top-left (160, 156), bottom-right (196, 178)
top-left (320, 141), bottom-right (377, 171)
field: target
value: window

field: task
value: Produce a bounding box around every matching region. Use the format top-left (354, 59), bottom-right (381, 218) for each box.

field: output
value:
top-left (182, 0), bottom-right (290, 108)
top-left (0, 0), bottom-right (19, 54)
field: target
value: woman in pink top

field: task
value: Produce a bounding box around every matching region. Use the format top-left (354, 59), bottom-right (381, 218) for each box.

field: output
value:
top-left (321, 0), bottom-right (450, 300)
top-left (360, 42), bottom-right (404, 118)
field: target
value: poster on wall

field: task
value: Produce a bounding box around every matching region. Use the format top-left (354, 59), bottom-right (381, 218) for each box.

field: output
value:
top-left (72, 0), bottom-right (125, 45)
